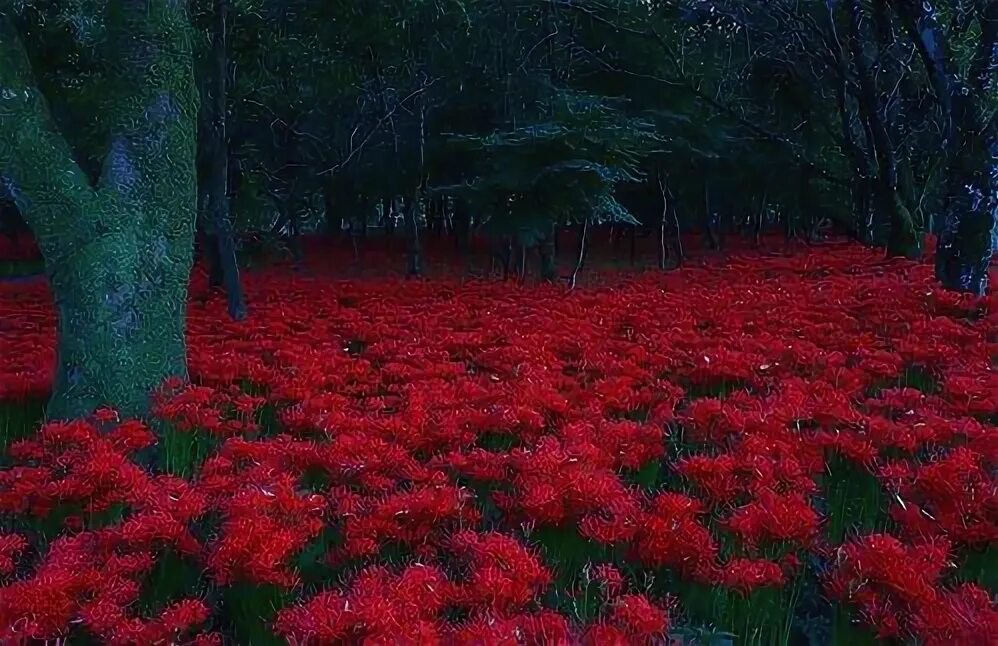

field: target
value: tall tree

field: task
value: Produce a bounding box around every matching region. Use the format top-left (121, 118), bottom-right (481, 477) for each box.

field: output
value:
top-left (0, 1), bottom-right (199, 419)
top-left (844, 0), bottom-right (920, 257)
top-left (198, 0), bottom-right (246, 319)
top-left (892, 0), bottom-right (998, 295)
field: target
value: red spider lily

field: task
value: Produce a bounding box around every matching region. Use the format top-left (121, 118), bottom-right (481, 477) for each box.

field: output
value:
top-left (609, 593), bottom-right (672, 641)
top-left (275, 564), bottom-right (454, 643)
top-left (723, 489), bottom-right (821, 549)
top-left (0, 241), bottom-right (993, 642)
top-left (880, 447), bottom-right (998, 546)
top-left (590, 563), bottom-right (626, 599)
top-left (448, 609), bottom-right (572, 644)
top-left (633, 493), bottom-right (718, 581)
top-left (448, 530), bottom-right (553, 613)
top-left (717, 557), bottom-right (786, 594)
top-left (827, 533), bottom-right (998, 644)
top-left (0, 534), bottom-right (26, 577)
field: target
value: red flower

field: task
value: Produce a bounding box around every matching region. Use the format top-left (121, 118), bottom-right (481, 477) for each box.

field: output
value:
top-left (0, 533), bottom-right (26, 576)
top-left (610, 594), bottom-right (670, 640)
top-left (718, 558), bottom-right (785, 594)
top-left (591, 563), bottom-right (625, 598)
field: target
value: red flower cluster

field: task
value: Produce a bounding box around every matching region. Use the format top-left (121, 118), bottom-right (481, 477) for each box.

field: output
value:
top-left (879, 447), bottom-right (998, 546)
top-left (828, 534), bottom-right (997, 644)
top-left (274, 556), bottom-right (670, 644)
top-left (0, 240), bottom-right (993, 641)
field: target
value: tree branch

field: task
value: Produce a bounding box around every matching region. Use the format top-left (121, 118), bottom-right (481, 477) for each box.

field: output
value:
top-left (319, 77), bottom-right (439, 176)
top-left (0, 14), bottom-right (102, 262)
top-left (558, 1), bottom-right (850, 188)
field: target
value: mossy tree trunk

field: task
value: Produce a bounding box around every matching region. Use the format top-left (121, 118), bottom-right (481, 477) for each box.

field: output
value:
top-left (0, 1), bottom-right (199, 419)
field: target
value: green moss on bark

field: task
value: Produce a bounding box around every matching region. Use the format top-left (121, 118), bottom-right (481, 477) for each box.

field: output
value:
top-left (0, 3), bottom-right (199, 420)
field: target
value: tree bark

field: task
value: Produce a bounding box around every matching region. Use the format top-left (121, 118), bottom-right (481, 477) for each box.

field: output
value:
top-left (538, 223), bottom-right (557, 281)
top-left (48, 230), bottom-right (189, 420)
top-left (846, 0), bottom-right (920, 258)
top-left (405, 194), bottom-right (423, 276)
top-left (453, 196), bottom-right (471, 255)
top-left (658, 177), bottom-right (669, 269)
top-left (569, 218), bottom-right (588, 289)
top-left (893, 0), bottom-right (997, 294)
top-left (0, 3), bottom-right (199, 419)
top-left (704, 180), bottom-right (721, 250)
top-left (203, 0), bottom-right (245, 319)
top-left (323, 178), bottom-right (342, 236)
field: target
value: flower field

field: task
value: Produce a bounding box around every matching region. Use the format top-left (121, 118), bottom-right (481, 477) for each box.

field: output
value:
top-left (0, 242), bottom-right (995, 644)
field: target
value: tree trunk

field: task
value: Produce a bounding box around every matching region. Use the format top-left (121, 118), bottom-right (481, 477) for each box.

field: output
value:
top-left (831, 46), bottom-right (873, 242)
top-left (628, 225), bottom-right (637, 265)
top-left (289, 207), bottom-right (305, 271)
top-left (382, 196), bottom-right (394, 250)
top-left (895, 0), bottom-right (998, 294)
top-left (0, 3), bottom-right (199, 419)
top-left (569, 219), bottom-right (588, 289)
top-left (539, 224), bottom-right (557, 281)
top-left (0, 197), bottom-right (24, 244)
top-left (406, 193), bottom-right (423, 276)
top-left (501, 236), bottom-right (514, 279)
top-left (48, 230), bottom-right (190, 419)
top-left (799, 162), bottom-right (817, 244)
top-left (206, 0), bottom-right (244, 319)
top-left (658, 185), bottom-right (669, 270)
top-left (348, 208), bottom-right (363, 265)
top-left (323, 179), bottom-right (342, 236)
top-left (407, 80), bottom-right (428, 277)
top-left (704, 181), bottom-right (721, 250)
top-left (202, 231), bottom-right (222, 286)
top-left (936, 135), bottom-right (998, 295)
top-left (846, 0), bottom-right (920, 258)
top-left (753, 192), bottom-right (766, 248)
top-left (453, 197), bottom-right (471, 255)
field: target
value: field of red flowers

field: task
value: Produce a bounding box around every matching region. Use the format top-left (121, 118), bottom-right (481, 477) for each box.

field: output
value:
top-left (0, 241), bottom-right (995, 644)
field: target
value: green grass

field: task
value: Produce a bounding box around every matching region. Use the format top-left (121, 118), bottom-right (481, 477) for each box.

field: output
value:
top-left (821, 453), bottom-right (892, 544)
top-left (159, 423), bottom-right (220, 478)
top-left (222, 582), bottom-right (290, 646)
top-left (0, 398), bottom-right (45, 463)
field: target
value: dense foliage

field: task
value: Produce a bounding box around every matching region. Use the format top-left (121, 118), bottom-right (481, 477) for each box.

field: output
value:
top-left (5, 1), bottom-right (997, 291)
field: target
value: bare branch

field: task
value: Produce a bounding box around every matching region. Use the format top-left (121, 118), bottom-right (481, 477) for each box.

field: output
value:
top-left (319, 77), bottom-right (439, 176)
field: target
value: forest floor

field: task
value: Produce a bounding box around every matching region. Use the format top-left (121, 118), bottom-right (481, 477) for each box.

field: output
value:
top-left (0, 239), bottom-right (995, 644)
